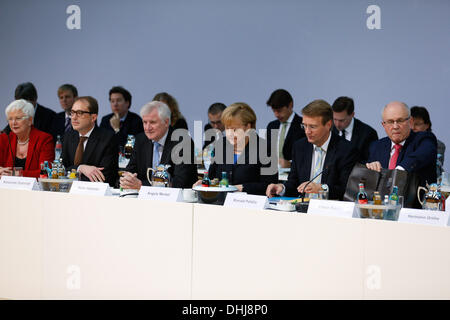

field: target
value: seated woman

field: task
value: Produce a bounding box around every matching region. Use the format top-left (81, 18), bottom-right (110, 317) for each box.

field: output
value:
top-left (153, 92), bottom-right (189, 131)
top-left (0, 99), bottom-right (55, 178)
top-left (195, 102), bottom-right (278, 195)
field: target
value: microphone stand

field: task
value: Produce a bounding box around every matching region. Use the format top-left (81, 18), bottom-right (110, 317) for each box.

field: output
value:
top-left (299, 166), bottom-right (328, 201)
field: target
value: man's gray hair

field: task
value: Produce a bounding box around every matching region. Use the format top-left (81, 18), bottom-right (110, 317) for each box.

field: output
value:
top-left (140, 100), bottom-right (171, 122)
top-left (5, 99), bottom-right (35, 119)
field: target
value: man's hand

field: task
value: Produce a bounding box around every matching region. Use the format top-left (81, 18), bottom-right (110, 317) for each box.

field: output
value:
top-left (297, 181), bottom-right (321, 194)
top-left (266, 183), bottom-right (284, 198)
top-left (109, 113), bottom-right (121, 131)
top-left (120, 172), bottom-right (142, 190)
top-left (366, 161), bottom-right (382, 172)
top-left (78, 165), bottom-right (105, 182)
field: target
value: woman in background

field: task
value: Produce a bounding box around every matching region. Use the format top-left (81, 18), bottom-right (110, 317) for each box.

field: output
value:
top-left (153, 92), bottom-right (188, 131)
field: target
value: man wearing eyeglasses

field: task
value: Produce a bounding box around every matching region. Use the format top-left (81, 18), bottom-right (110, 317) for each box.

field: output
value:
top-left (61, 96), bottom-right (118, 186)
top-left (366, 101), bottom-right (437, 185)
top-left (266, 99), bottom-right (358, 200)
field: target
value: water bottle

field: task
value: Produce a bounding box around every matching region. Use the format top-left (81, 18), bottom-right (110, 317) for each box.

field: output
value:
top-left (436, 153), bottom-right (443, 184)
top-left (55, 135), bottom-right (62, 160)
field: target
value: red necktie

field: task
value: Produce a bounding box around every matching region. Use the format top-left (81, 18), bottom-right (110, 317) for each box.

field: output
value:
top-left (389, 143), bottom-right (402, 170)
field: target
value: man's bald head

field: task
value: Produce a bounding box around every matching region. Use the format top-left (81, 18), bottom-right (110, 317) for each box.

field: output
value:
top-left (381, 101), bottom-right (412, 144)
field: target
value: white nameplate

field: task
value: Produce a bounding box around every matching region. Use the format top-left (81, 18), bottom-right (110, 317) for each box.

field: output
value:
top-left (398, 208), bottom-right (450, 227)
top-left (0, 176), bottom-right (39, 191)
top-left (69, 181), bottom-right (112, 196)
top-left (447, 196), bottom-right (450, 212)
top-left (224, 193), bottom-right (269, 210)
top-left (307, 199), bottom-right (355, 219)
top-left (138, 186), bottom-right (183, 202)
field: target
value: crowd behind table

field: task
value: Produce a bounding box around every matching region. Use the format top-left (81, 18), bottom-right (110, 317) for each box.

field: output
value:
top-left (0, 82), bottom-right (444, 207)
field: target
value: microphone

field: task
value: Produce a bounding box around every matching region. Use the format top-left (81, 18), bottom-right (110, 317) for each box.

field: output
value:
top-left (300, 165), bottom-right (329, 200)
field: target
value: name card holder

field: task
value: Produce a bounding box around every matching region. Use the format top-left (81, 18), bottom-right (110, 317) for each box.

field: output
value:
top-left (307, 199), bottom-right (355, 219)
top-left (138, 186), bottom-right (183, 202)
top-left (398, 208), bottom-right (450, 227)
top-left (223, 193), bottom-right (269, 210)
top-left (69, 181), bottom-right (112, 196)
top-left (0, 176), bottom-right (40, 191)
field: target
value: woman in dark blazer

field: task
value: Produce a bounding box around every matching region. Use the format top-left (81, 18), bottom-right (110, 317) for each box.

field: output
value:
top-left (0, 99), bottom-right (55, 178)
top-left (195, 102), bottom-right (278, 195)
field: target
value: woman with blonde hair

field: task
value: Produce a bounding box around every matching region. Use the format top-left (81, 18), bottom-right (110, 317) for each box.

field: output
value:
top-left (194, 102), bottom-right (278, 195)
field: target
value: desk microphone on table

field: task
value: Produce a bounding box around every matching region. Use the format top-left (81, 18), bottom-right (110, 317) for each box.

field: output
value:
top-left (299, 165), bottom-right (329, 200)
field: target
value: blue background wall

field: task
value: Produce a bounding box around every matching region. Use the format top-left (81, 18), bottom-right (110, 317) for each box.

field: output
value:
top-left (0, 0), bottom-right (449, 169)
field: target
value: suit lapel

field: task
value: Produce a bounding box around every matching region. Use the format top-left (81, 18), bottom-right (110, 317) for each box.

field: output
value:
top-left (159, 128), bottom-right (173, 165)
top-left (322, 133), bottom-right (339, 182)
top-left (398, 130), bottom-right (414, 163)
top-left (301, 143), bottom-right (313, 181)
top-left (25, 128), bottom-right (38, 170)
top-left (82, 127), bottom-right (98, 162)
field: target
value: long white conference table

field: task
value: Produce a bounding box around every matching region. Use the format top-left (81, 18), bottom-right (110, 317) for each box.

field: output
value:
top-left (1, 188), bottom-right (449, 300)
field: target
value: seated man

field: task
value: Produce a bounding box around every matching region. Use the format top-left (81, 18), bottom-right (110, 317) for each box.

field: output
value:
top-left (52, 84), bottom-right (78, 140)
top-left (62, 96), bottom-right (118, 186)
top-left (266, 99), bottom-right (358, 200)
top-left (100, 86), bottom-right (144, 148)
top-left (203, 102), bottom-right (226, 150)
top-left (410, 105), bottom-right (445, 169)
top-left (4, 82), bottom-right (56, 138)
top-left (331, 96), bottom-right (378, 163)
top-left (120, 101), bottom-right (198, 189)
top-left (366, 101), bottom-right (437, 186)
top-left (266, 89), bottom-right (305, 168)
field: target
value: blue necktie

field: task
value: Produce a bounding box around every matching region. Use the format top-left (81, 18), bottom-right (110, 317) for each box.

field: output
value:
top-left (65, 117), bottom-right (71, 132)
top-left (152, 141), bottom-right (160, 169)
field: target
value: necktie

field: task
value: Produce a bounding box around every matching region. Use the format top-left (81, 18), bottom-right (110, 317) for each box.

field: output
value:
top-left (341, 129), bottom-right (346, 139)
top-left (389, 144), bottom-right (402, 170)
top-left (278, 122), bottom-right (288, 159)
top-left (74, 136), bottom-right (88, 166)
top-left (152, 141), bottom-right (161, 169)
top-left (312, 146), bottom-right (324, 183)
top-left (65, 117), bottom-right (71, 132)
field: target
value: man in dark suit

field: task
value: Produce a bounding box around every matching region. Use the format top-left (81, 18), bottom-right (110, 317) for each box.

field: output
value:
top-left (266, 89), bottom-right (305, 168)
top-left (52, 84), bottom-right (78, 141)
top-left (266, 99), bottom-right (359, 200)
top-left (100, 86), bottom-right (144, 148)
top-left (203, 102), bottom-right (226, 150)
top-left (3, 82), bottom-right (56, 138)
top-left (366, 101), bottom-right (437, 186)
top-left (62, 96), bottom-right (118, 186)
top-left (331, 96), bottom-right (378, 163)
top-left (119, 101), bottom-right (198, 189)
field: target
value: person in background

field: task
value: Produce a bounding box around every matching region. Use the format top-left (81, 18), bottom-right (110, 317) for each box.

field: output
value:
top-left (266, 99), bottom-right (358, 200)
top-left (203, 102), bottom-right (226, 150)
top-left (120, 101), bottom-right (197, 190)
top-left (62, 96), bottom-right (118, 186)
top-left (410, 106), bottom-right (446, 167)
top-left (153, 92), bottom-right (188, 131)
top-left (52, 84), bottom-right (78, 141)
top-left (194, 102), bottom-right (278, 195)
top-left (100, 86), bottom-right (144, 149)
top-left (0, 99), bottom-right (54, 177)
top-left (331, 96), bottom-right (378, 163)
top-left (3, 82), bottom-right (56, 138)
top-left (366, 101), bottom-right (437, 186)
top-left (266, 89), bottom-right (305, 168)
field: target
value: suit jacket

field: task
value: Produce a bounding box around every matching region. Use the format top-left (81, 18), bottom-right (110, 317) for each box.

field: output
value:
top-left (266, 113), bottom-right (306, 161)
top-left (125, 127), bottom-right (198, 188)
top-left (0, 126), bottom-right (55, 178)
top-left (172, 117), bottom-right (188, 131)
top-left (3, 103), bottom-right (56, 138)
top-left (332, 118), bottom-right (378, 163)
top-left (203, 123), bottom-right (214, 150)
top-left (52, 111), bottom-right (74, 142)
top-left (367, 130), bottom-right (437, 185)
top-left (62, 126), bottom-right (119, 186)
top-left (208, 135), bottom-right (278, 195)
top-left (284, 132), bottom-right (359, 200)
top-left (100, 111), bottom-right (144, 148)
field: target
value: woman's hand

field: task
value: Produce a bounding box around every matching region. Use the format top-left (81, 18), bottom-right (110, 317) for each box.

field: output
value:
top-left (0, 167), bottom-right (12, 177)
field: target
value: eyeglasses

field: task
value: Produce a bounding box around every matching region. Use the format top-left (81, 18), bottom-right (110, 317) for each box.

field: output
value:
top-left (382, 117), bottom-right (410, 126)
top-left (70, 110), bottom-right (94, 117)
top-left (7, 116), bottom-right (29, 123)
top-left (210, 120), bottom-right (222, 125)
top-left (301, 123), bottom-right (319, 131)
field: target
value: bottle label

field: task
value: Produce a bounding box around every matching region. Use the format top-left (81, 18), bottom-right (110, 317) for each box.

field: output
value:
top-left (358, 199), bottom-right (368, 204)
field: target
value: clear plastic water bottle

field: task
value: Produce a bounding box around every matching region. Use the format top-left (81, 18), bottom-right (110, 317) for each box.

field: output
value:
top-left (55, 135), bottom-right (62, 160)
